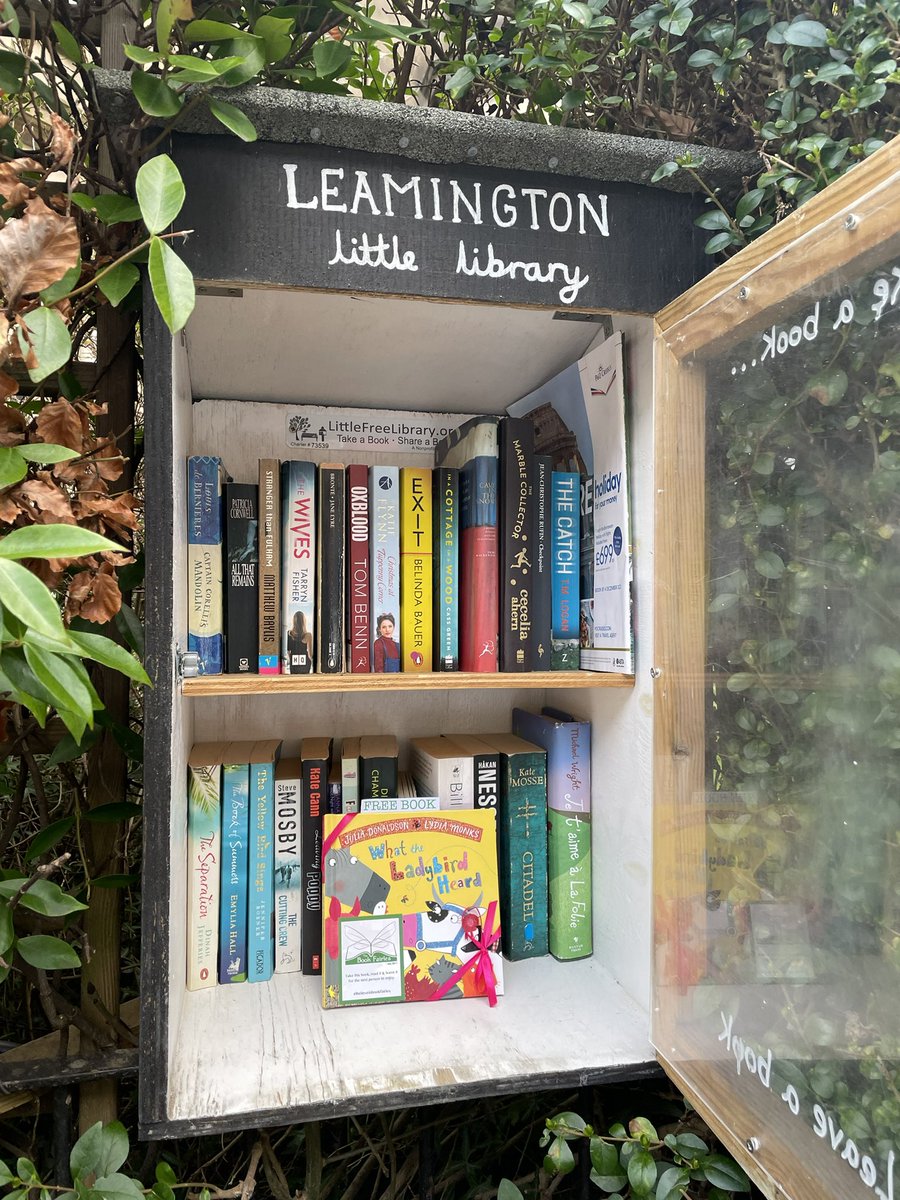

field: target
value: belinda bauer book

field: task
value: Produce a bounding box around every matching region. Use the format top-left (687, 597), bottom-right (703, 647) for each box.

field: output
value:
top-left (321, 810), bottom-right (504, 1009)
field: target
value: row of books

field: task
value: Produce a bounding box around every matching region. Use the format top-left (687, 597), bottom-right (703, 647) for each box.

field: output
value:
top-left (186, 415), bottom-right (592, 677)
top-left (186, 707), bottom-right (592, 1006)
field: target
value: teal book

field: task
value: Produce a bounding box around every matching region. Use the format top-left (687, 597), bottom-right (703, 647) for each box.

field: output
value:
top-left (477, 732), bottom-right (548, 961)
top-left (511, 707), bottom-right (592, 961)
top-left (187, 455), bottom-right (225, 675)
top-left (550, 471), bottom-right (580, 670)
top-left (247, 739), bottom-right (281, 983)
top-left (219, 743), bottom-right (253, 983)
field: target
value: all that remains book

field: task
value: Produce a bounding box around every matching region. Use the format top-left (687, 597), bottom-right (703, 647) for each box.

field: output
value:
top-left (322, 811), bottom-right (503, 1008)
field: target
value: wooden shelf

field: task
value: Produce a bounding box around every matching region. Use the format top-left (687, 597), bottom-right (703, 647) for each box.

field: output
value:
top-left (182, 669), bottom-right (635, 696)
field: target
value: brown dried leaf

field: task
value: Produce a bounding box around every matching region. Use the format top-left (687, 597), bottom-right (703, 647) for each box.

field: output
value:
top-left (65, 563), bottom-right (121, 623)
top-left (49, 114), bottom-right (77, 169)
top-left (0, 372), bottom-right (18, 401)
top-left (0, 157), bottom-right (40, 208)
top-left (29, 558), bottom-right (63, 589)
top-left (0, 196), bottom-right (80, 305)
top-left (75, 491), bottom-right (138, 532)
top-left (636, 104), bottom-right (696, 139)
top-left (0, 401), bottom-right (26, 446)
top-left (94, 439), bottom-right (125, 482)
top-left (35, 397), bottom-right (85, 451)
top-left (0, 490), bottom-right (21, 523)
top-left (17, 477), bottom-right (77, 523)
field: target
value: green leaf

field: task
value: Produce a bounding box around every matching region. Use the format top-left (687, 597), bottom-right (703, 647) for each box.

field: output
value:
top-left (651, 161), bottom-right (680, 183)
top-left (0, 559), bottom-right (65, 639)
top-left (0, 1161), bottom-right (13, 1187)
top-left (0, 49), bottom-right (26, 94)
top-left (211, 37), bottom-right (266, 86)
top-left (47, 732), bottom-right (100, 766)
top-left (656, 1165), bottom-right (690, 1200)
top-left (98, 262), bottom-right (141, 307)
top-left (2, 878), bottom-right (87, 916)
top-left (184, 18), bottom-right (246, 41)
top-left (687, 49), bottom-right (721, 68)
top-left (626, 1148), bottom-right (657, 1194)
top-left (167, 56), bottom-right (244, 83)
top-left (131, 71), bottom-right (183, 119)
top-left (0, 524), bottom-right (128, 560)
top-left (755, 551), bottom-right (785, 579)
top-left (71, 194), bottom-right (142, 224)
top-left (24, 644), bottom-right (95, 723)
top-left (91, 874), bottom-right (139, 890)
top-left (26, 816), bottom-right (76, 860)
top-left (52, 21), bottom-right (83, 63)
top-left (726, 672), bottom-right (755, 692)
top-left (0, 901), bottom-right (13, 956)
top-left (208, 99), bottom-right (257, 142)
top-left (148, 237), bottom-right (195, 333)
top-left (628, 1118), bottom-right (658, 1141)
top-left (735, 189), bottom-right (765, 221)
top-left (446, 65), bottom-right (476, 98)
top-left (84, 802), bottom-right (142, 823)
top-left (71, 1123), bottom-right (130, 1184)
top-left (807, 368), bottom-right (848, 407)
top-left (783, 19), bottom-right (828, 48)
top-left (705, 231), bottom-right (737, 255)
top-left (155, 1163), bottom-right (177, 1188)
top-left (549, 1112), bottom-right (587, 1137)
top-left (543, 1136), bottom-right (575, 1176)
top-left (589, 1139), bottom-right (626, 1190)
top-left (17, 933), bottom-right (80, 969)
top-left (313, 39), bottom-right (354, 79)
top-left (66, 630), bottom-right (150, 685)
top-left (16, 1160), bottom-right (38, 1185)
top-left (254, 14), bottom-right (295, 61)
top-left (136, 154), bottom-right (186, 235)
top-left (562, 1), bottom-right (593, 25)
top-left (752, 452), bottom-right (775, 475)
top-left (497, 1181), bottom-right (522, 1200)
top-left (332, 1), bottom-right (421, 44)
top-left (17, 443), bottom-right (79, 465)
top-left (92, 1174), bottom-right (144, 1200)
top-left (702, 1155), bottom-right (750, 1191)
top-left (41, 262), bottom-right (82, 306)
top-left (709, 592), bottom-right (738, 613)
top-left (20, 308), bottom-right (72, 383)
top-left (760, 637), bottom-right (795, 665)
top-left (123, 44), bottom-right (159, 64)
top-left (0, 446), bottom-right (27, 488)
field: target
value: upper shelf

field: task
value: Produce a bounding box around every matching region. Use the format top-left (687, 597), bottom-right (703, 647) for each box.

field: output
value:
top-left (182, 670), bottom-right (635, 696)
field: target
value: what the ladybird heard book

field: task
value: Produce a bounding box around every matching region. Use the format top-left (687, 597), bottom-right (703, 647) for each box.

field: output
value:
top-left (322, 811), bottom-right (504, 1009)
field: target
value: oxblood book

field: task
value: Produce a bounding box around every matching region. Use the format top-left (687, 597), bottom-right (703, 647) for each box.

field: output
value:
top-left (301, 736), bottom-right (333, 975)
top-left (550, 471), bottom-right (580, 670)
top-left (434, 416), bottom-right (498, 672)
top-left (247, 739), bottom-right (281, 983)
top-left (187, 456), bottom-right (225, 675)
top-left (321, 810), bottom-right (503, 1008)
top-left (274, 757), bottom-right (303, 974)
top-left (400, 466), bottom-right (432, 671)
top-left (187, 742), bottom-right (225, 990)
top-left (281, 460), bottom-right (315, 674)
top-left (433, 466), bottom-right (459, 671)
top-left (224, 482), bottom-right (258, 674)
top-left (369, 465), bottom-right (401, 673)
top-left (347, 465), bottom-right (371, 672)
top-left (258, 459), bottom-right (281, 674)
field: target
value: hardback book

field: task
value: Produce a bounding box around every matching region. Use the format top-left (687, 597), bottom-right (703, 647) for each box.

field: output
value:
top-left (321, 809), bottom-right (504, 1008)
top-left (409, 736), bottom-right (471, 810)
top-left (224, 482), bottom-right (258, 675)
top-left (327, 760), bottom-right (343, 815)
top-left (360, 794), bottom-right (441, 813)
top-left (258, 459), bottom-right (281, 675)
top-left (274, 757), bottom-right (303, 974)
top-left (532, 454), bottom-right (552, 669)
top-left (512, 707), bottom-right (592, 961)
top-left (340, 736), bottom-right (360, 814)
top-left (247, 739), bottom-right (282, 983)
top-left (301, 736), bottom-right (333, 974)
top-left (359, 734), bottom-right (399, 800)
top-left (220, 742), bottom-right (255, 983)
top-left (499, 417), bottom-right (535, 672)
top-left (187, 456), bottom-right (225, 676)
top-left (432, 466), bottom-right (459, 671)
top-left (400, 466), bottom-right (433, 672)
top-left (346, 464), bottom-right (371, 673)
top-left (317, 463), bottom-right (345, 673)
top-left (369, 465), bottom-right (401, 673)
top-left (434, 415), bottom-right (499, 672)
top-left (550, 470), bottom-right (580, 670)
top-left (477, 732), bottom-right (549, 961)
top-left (281, 460), bottom-right (315, 675)
top-left (441, 734), bottom-right (499, 810)
top-left (187, 742), bottom-right (226, 990)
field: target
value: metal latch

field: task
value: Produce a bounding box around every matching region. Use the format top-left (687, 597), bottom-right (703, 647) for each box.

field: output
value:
top-left (176, 648), bottom-right (201, 678)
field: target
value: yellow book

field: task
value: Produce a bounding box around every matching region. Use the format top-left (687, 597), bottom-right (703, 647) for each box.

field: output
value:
top-left (399, 466), bottom-right (433, 671)
top-left (321, 809), bottom-right (503, 1008)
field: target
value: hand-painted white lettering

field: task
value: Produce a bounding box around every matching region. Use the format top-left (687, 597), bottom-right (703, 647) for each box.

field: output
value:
top-left (491, 183), bottom-right (517, 228)
top-left (520, 187), bottom-right (548, 230)
top-left (455, 240), bottom-right (589, 305)
top-left (321, 167), bottom-right (347, 213)
top-left (549, 192), bottom-right (573, 233)
top-left (450, 180), bottom-right (483, 225)
top-left (351, 170), bottom-right (381, 217)
top-left (429, 177), bottom-right (443, 221)
top-left (383, 174), bottom-right (423, 219)
top-left (328, 229), bottom-right (418, 271)
top-left (283, 163), bottom-right (318, 209)
top-left (578, 193), bottom-right (609, 236)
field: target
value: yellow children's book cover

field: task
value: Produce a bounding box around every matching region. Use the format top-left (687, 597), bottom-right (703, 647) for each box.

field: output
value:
top-left (322, 810), bottom-right (503, 1008)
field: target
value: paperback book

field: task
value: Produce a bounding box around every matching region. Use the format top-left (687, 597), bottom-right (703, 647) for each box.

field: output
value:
top-left (433, 466), bottom-right (459, 671)
top-left (219, 744), bottom-right (254, 983)
top-left (224, 482), bottom-right (258, 674)
top-left (369, 465), bottom-right (401, 673)
top-left (359, 735), bottom-right (399, 800)
top-left (341, 736), bottom-right (360, 814)
top-left (281, 460), bottom-right (315, 674)
top-left (247, 739), bottom-right (282, 982)
top-left (499, 417), bottom-right (535, 671)
top-left (347, 464), bottom-right (371, 673)
top-left (274, 757), bottom-right (303, 973)
top-left (187, 456), bottom-right (225, 675)
top-left (550, 471), bottom-right (580, 670)
top-left (258, 459), bottom-right (281, 674)
top-left (321, 810), bottom-right (504, 1008)
top-left (187, 742), bottom-right (225, 990)
top-left (400, 466), bottom-right (433, 671)
top-left (318, 464), bottom-right (345, 673)
top-left (532, 454), bottom-right (552, 669)
top-left (301, 736), bottom-right (332, 974)
top-left (410, 736), bottom-right (471, 810)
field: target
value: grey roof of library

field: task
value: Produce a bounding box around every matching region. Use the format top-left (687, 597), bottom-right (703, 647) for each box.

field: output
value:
top-left (96, 69), bottom-right (757, 196)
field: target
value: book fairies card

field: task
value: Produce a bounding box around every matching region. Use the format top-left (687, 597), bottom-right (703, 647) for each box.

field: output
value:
top-left (322, 811), bottom-right (503, 1009)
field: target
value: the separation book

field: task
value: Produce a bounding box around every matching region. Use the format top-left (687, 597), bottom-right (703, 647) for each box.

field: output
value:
top-left (187, 742), bottom-right (226, 990)
top-left (321, 810), bottom-right (503, 1008)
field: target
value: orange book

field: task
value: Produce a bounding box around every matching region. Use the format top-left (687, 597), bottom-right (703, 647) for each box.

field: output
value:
top-left (399, 467), bottom-right (433, 671)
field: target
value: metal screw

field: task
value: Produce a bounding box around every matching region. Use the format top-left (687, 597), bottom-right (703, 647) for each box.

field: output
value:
top-left (548, 156), bottom-right (559, 169)
top-left (650, 666), bottom-right (662, 679)
top-left (746, 1137), bottom-right (760, 1153)
top-left (467, 145), bottom-right (478, 157)
top-left (310, 126), bottom-right (321, 142)
top-left (398, 136), bottom-right (409, 149)
top-left (844, 212), bottom-right (859, 231)
top-left (737, 286), bottom-right (750, 301)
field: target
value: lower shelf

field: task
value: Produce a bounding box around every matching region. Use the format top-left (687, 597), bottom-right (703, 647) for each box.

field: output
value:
top-left (151, 956), bottom-right (653, 1137)
top-left (181, 670), bottom-right (636, 695)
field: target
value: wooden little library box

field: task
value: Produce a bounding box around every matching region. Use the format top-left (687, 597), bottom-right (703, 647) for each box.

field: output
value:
top-left (129, 75), bottom-right (899, 1200)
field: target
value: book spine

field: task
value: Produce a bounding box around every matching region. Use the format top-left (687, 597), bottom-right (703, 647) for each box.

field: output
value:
top-left (550, 471), bottom-right (580, 670)
top-left (219, 762), bottom-right (250, 983)
top-left (258, 459), bottom-right (281, 674)
top-left (498, 750), bottom-right (549, 960)
top-left (346, 465), bottom-right (371, 673)
top-left (511, 709), bottom-right (592, 961)
top-left (273, 768), bottom-right (302, 974)
top-left (187, 456), bottom-right (224, 675)
top-left (341, 738), bottom-right (360, 814)
top-left (433, 467), bottom-right (459, 671)
top-left (187, 762), bottom-right (220, 990)
top-left (369, 466), bottom-right (401, 673)
top-left (460, 455), bottom-right (499, 672)
top-left (247, 759), bottom-right (274, 982)
top-left (410, 747), bottom-right (470, 810)
top-left (360, 755), bottom-right (398, 800)
top-left (400, 467), bottom-right (433, 672)
top-left (225, 483), bottom-right (258, 674)
top-left (302, 756), bottom-right (327, 974)
top-left (473, 749), bottom-right (499, 809)
top-left (317, 464), bottom-right (345, 673)
top-left (281, 460), bottom-right (316, 674)
top-left (532, 455), bottom-right (552, 669)
top-left (327, 765), bottom-right (342, 815)
top-left (500, 418), bottom-right (535, 671)
top-left (579, 474), bottom-right (594, 658)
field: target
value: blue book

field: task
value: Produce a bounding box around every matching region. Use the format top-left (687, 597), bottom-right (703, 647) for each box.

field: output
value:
top-left (433, 466), bottom-right (459, 671)
top-left (187, 455), bottom-right (225, 675)
top-left (247, 739), bottom-right (281, 983)
top-left (219, 744), bottom-right (252, 983)
top-left (550, 471), bottom-right (580, 670)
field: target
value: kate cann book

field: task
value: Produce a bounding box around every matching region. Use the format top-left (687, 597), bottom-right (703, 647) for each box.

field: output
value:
top-left (301, 736), bottom-right (333, 974)
top-left (321, 810), bottom-right (504, 1008)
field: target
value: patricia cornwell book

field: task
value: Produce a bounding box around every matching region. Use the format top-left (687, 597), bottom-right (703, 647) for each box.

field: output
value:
top-left (321, 810), bottom-right (503, 1008)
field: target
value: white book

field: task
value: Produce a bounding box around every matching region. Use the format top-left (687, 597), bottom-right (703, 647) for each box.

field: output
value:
top-left (273, 757), bottom-right (303, 973)
top-left (409, 736), bottom-right (472, 810)
top-left (187, 742), bottom-right (226, 990)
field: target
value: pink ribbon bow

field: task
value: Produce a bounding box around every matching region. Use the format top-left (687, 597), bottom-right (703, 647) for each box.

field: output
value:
top-left (428, 900), bottom-right (500, 1007)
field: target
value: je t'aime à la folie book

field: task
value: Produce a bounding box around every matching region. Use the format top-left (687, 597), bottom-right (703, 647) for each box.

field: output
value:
top-left (321, 811), bottom-right (503, 1009)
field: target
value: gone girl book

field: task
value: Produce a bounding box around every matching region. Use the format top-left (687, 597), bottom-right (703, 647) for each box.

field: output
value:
top-left (321, 810), bottom-right (503, 1008)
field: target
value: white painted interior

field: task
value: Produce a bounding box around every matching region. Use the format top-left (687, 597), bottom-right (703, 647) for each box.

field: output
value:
top-left (164, 288), bottom-right (656, 1126)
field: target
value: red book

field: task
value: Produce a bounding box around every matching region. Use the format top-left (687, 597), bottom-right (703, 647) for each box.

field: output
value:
top-left (346, 464), bottom-right (371, 673)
